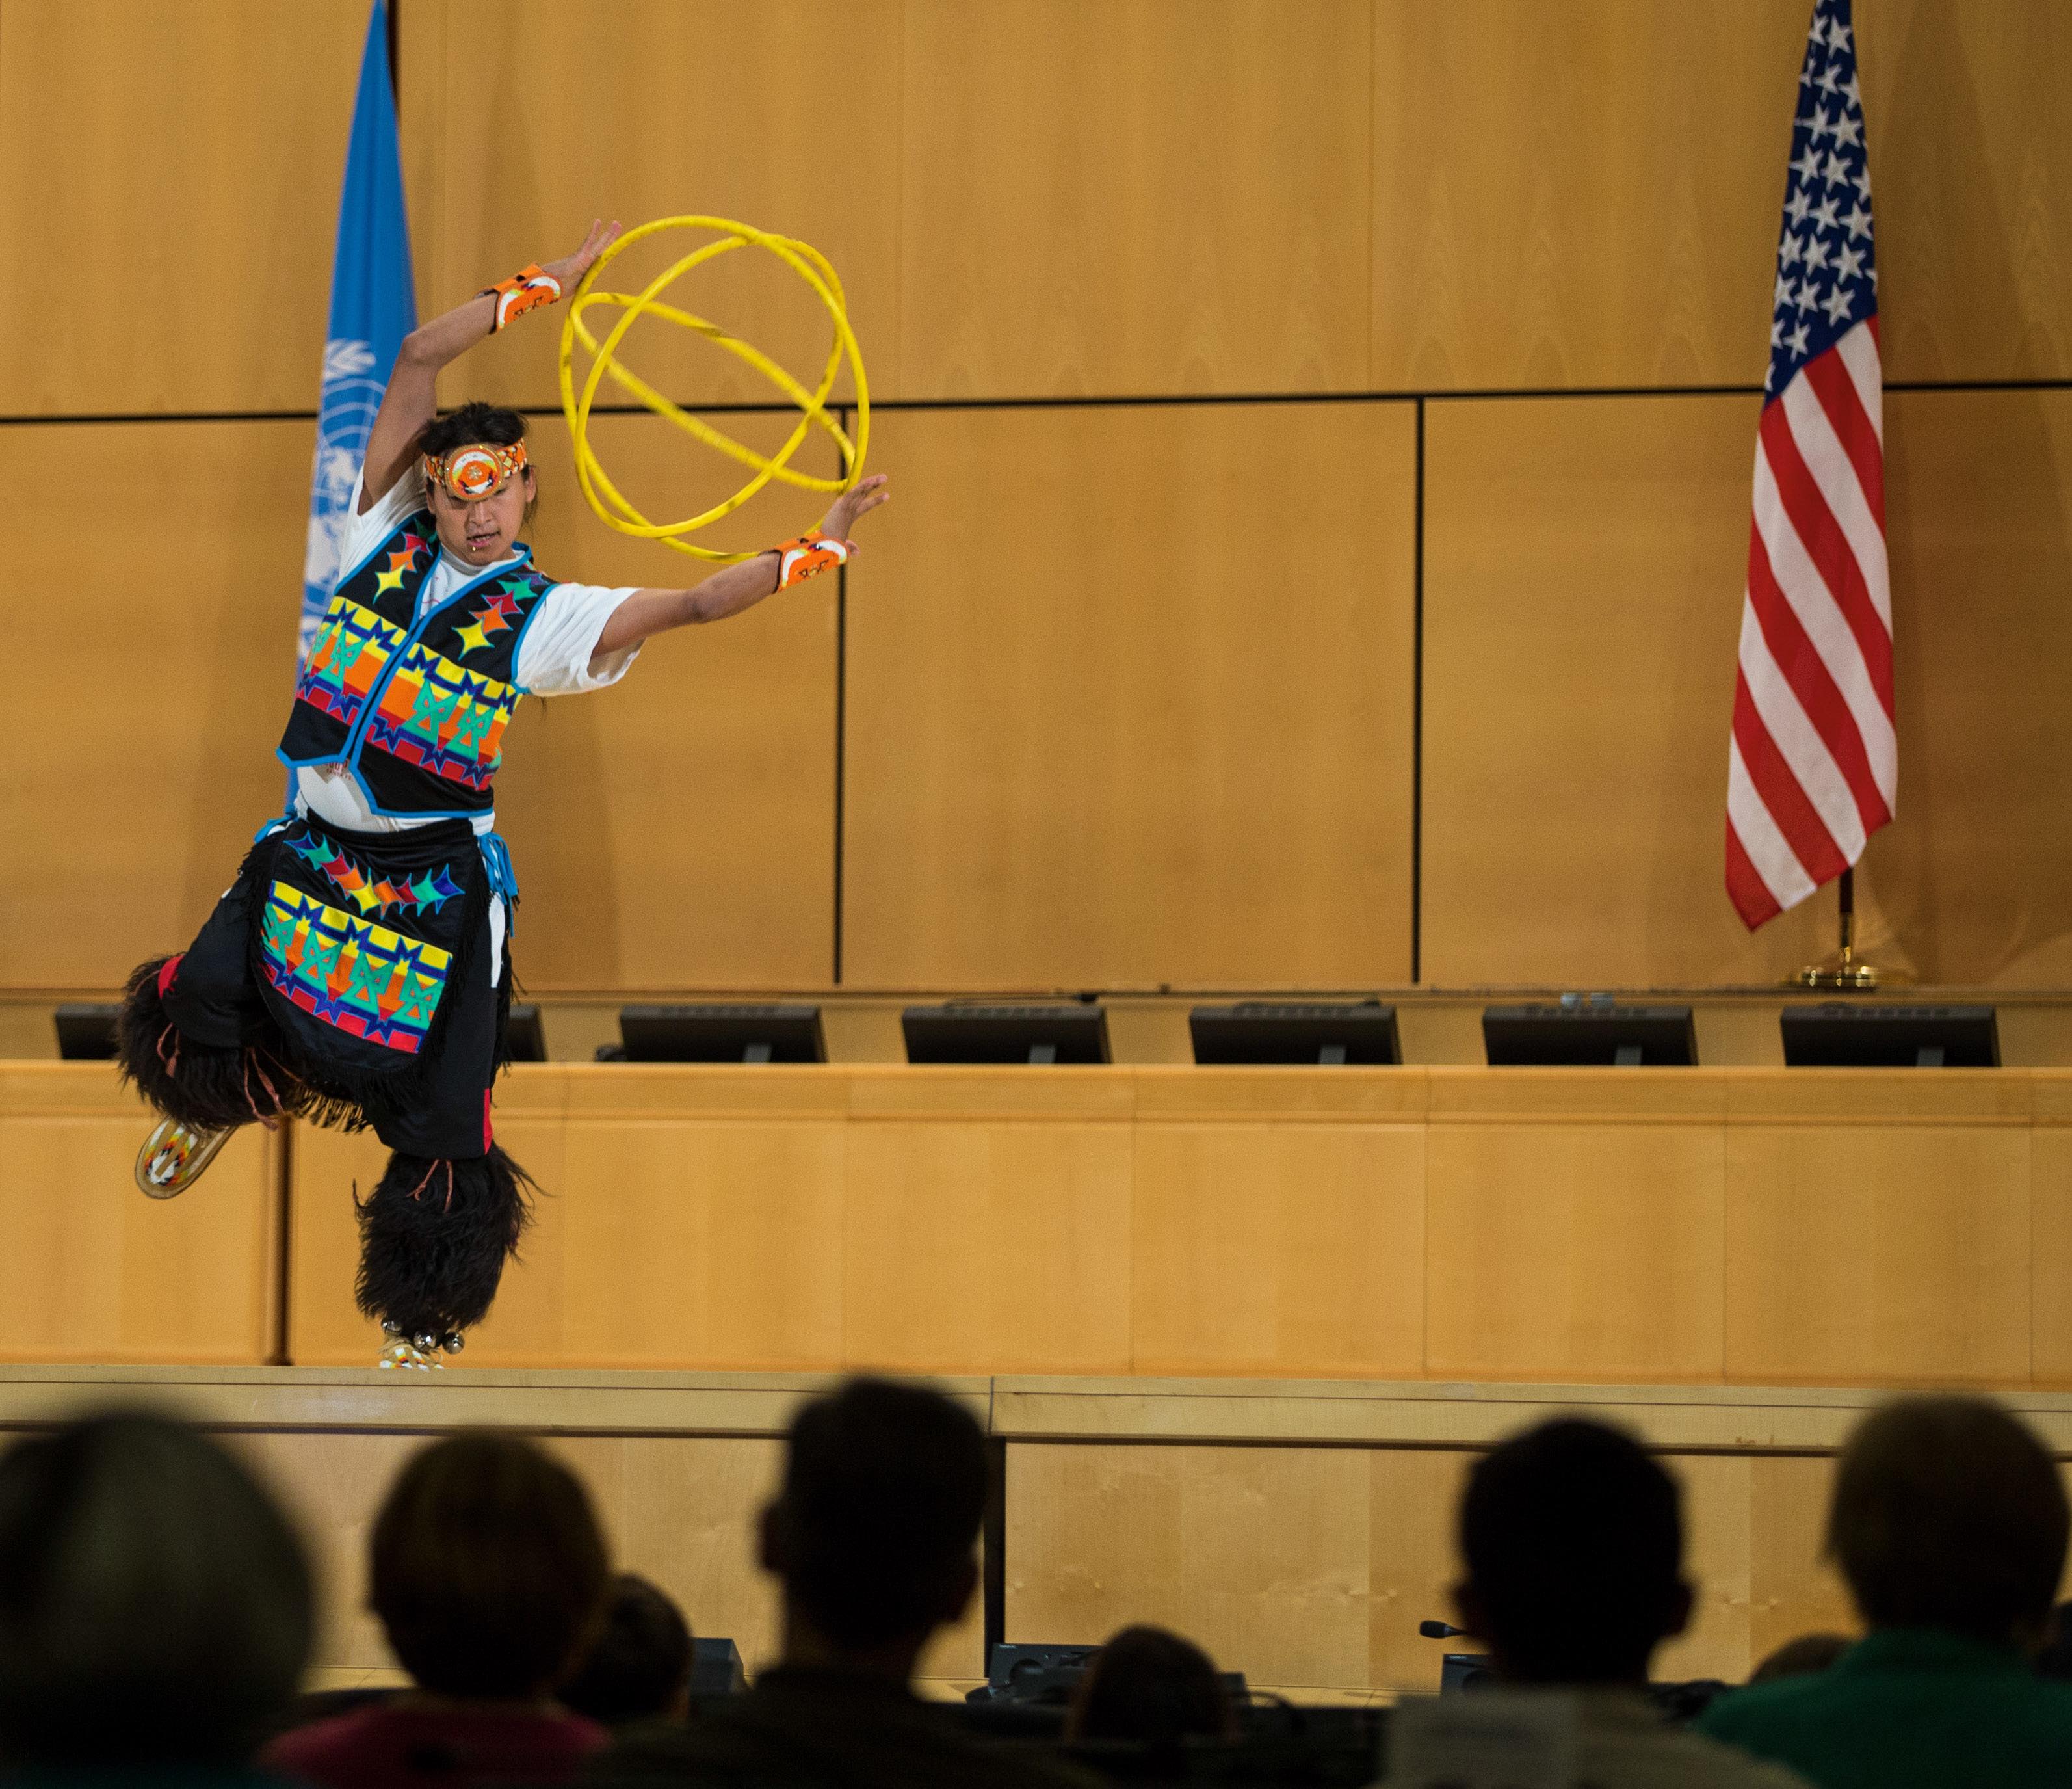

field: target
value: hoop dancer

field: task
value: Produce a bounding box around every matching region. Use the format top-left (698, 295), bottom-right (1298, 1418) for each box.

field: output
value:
top-left (120, 220), bottom-right (889, 1366)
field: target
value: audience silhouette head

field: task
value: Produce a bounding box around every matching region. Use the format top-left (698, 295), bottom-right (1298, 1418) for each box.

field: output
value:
top-left (560, 1572), bottom-right (694, 1726)
top-left (371, 1429), bottom-right (610, 1700)
top-left (761, 1377), bottom-right (989, 1674)
top-left (1454, 1416), bottom-right (1690, 1686)
top-left (0, 1412), bottom-right (312, 1767)
top-left (1828, 1394), bottom-right (2069, 1652)
top-left (1068, 1624), bottom-right (1233, 1752)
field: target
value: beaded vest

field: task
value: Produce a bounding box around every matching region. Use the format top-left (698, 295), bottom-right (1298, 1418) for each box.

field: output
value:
top-left (278, 512), bottom-right (554, 819)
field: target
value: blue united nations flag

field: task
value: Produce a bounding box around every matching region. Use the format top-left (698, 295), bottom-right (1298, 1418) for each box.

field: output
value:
top-left (301, 0), bottom-right (416, 662)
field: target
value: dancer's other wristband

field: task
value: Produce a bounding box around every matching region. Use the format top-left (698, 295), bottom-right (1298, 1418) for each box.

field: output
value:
top-left (481, 263), bottom-right (562, 332)
top-left (773, 532), bottom-right (851, 590)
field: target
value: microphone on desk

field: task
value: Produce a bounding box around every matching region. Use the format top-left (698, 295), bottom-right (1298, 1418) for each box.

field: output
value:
top-left (1419, 1619), bottom-right (1468, 1639)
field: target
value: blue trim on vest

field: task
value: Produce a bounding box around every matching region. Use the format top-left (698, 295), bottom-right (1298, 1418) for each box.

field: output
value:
top-left (507, 578), bottom-right (557, 698)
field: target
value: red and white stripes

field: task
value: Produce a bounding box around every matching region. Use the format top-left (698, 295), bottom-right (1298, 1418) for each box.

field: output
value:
top-left (1725, 317), bottom-right (1892, 929)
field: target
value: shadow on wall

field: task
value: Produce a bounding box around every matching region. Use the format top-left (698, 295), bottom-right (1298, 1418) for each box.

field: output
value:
top-left (1861, 2), bottom-right (2072, 984)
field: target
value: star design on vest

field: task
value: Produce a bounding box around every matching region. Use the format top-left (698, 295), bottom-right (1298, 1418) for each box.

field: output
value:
top-left (452, 589), bottom-right (526, 658)
top-left (372, 533), bottom-right (427, 597)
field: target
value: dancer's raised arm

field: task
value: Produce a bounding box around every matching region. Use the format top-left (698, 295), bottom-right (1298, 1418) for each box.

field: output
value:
top-left (357, 219), bottom-right (621, 510)
top-left (590, 473), bottom-right (890, 657)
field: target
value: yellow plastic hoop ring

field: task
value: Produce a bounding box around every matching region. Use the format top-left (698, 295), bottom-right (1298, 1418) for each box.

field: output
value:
top-left (557, 215), bottom-right (869, 563)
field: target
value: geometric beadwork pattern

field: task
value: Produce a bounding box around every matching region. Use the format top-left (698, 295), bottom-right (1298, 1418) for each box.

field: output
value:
top-left (452, 585), bottom-right (529, 657)
top-left (259, 881), bottom-right (452, 1054)
top-left (296, 592), bottom-right (412, 726)
top-left (363, 641), bottom-right (522, 791)
top-left (282, 825), bottom-right (466, 919)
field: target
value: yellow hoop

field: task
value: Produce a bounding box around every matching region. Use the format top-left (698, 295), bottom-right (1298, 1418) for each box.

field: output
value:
top-left (557, 215), bottom-right (869, 563)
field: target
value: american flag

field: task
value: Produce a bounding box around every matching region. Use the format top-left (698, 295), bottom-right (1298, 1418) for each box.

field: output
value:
top-left (1725, 0), bottom-right (1891, 929)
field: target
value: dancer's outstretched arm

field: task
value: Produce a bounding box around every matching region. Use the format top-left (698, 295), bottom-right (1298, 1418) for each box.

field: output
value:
top-left (356, 219), bottom-right (622, 512)
top-left (592, 471), bottom-right (891, 656)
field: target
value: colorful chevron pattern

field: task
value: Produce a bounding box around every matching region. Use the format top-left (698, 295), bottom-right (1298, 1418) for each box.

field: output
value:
top-left (259, 881), bottom-right (452, 1054)
top-left (282, 827), bottom-right (465, 920)
top-left (296, 591), bottom-right (412, 724)
top-left (363, 641), bottom-right (521, 790)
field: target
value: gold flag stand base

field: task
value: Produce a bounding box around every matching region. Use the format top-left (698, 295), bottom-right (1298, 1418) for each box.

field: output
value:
top-left (1789, 865), bottom-right (1884, 989)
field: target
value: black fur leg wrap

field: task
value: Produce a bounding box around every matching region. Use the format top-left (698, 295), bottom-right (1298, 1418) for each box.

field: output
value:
top-left (355, 1145), bottom-right (535, 1337)
top-left (116, 957), bottom-right (297, 1133)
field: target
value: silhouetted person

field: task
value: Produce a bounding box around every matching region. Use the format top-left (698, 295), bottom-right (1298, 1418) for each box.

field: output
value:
top-left (590, 1377), bottom-right (1090, 1789)
top-left (0, 1412), bottom-right (313, 1779)
top-left (1748, 1635), bottom-right (1853, 1686)
top-left (267, 1431), bottom-right (612, 1788)
top-left (1701, 1396), bottom-right (2072, 1788)
top-left (1434, 1418), bottom-right (1809, 1788)
top-left (562, 1574), bottom-right (694, 1728)
top-left (1066, 1625), bottom-right (1235, 1756)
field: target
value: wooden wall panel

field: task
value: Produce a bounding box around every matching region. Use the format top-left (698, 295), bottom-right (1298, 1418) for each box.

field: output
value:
top-left (1371, 0), bottom-right (2072, 390)
top-left (0, 1067), bottom-right (280, 1364)
top-left (399, 0), bottom-right (901, 410)
top-left (1872, 389), bottom-right (2072, 985)
top-left (0, 0), bottom-right (362, 415)
top-left (1855, 0), bottom-right (2072, 382)
top-left (843, 403), bottom-right (1416, 989)
top-left (1724, 1123), bottom-right (2033, 1386)
top-left (1423, 1120), bottom-right (1727, 1383)
top-left (0, 421), bottom-right (311, 988)
top-left (1008, 1441), bottom-right (1375, 1690)
top-left (898, 0), bottom-right (1371, 400)
top-left (1371, 0), bottom-right (1805, 390)
top-left (285, 1067), bottom-right (2072, 1385)
top-left (499, 412), bottom-right (840, 990)
top-left (1130, 1124), bottom-right (1426, 1378)
top-left (2030, 1091), bottom-right (2072, 1388)
top-left (1421, 390), bottom-right (2072, 988)
top-left (1007, 1440), bottom-right (1860, 1691)
top-left (842, 1119), bottom-right (1136, 1375)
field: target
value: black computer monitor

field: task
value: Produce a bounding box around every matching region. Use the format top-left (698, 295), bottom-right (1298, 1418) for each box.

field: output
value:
top-left (1190, 1001), bottom-right (1401, 1065)
top-left (1781, 1003), bottom-right (1999, 1068)
top-left (53, 1003), bottom-right (118, 1061)
top-left (504, 1003), bottom-right (547, 1063)
top-left (613, 1004), bottom-right (826, 1063)
top-left (1482, 1003), bottom-right (1698, 1067)
top-left (901, 1004), bottom-right (1110, 1065)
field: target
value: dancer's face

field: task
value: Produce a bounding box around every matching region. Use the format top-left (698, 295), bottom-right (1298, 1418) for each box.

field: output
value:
top-left (427, 464), bottom-right (534, 568)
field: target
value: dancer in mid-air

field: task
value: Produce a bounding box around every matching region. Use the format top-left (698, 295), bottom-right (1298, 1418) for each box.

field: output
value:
top-left (119, 220), bottom-right (889, 1366)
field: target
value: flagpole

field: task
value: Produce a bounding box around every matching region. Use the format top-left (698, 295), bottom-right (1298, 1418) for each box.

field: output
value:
top-left (1794, 864), bottom-right (1879, 988)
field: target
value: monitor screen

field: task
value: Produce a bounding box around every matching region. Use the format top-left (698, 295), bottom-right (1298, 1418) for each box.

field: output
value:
top-left (1781, 1003), bottom-right (1999, 1068)
top-left (1190, 1001), bottom-right (1402, 1065)
top-left (53, 1003), bottom-right (118, 1061)
top-left (1482, 1003), bottom-right (1698, 1067)
top-left (614, 1004), bottom-right (826, 1064)
top-left (901, 1004), bottom-right (1110, 1065)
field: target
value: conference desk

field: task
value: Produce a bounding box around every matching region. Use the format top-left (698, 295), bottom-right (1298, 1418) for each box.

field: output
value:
top-left (282, 1064), bottom-right (2070, 1379)
top-left (0, 1063), bottom-right (281, 1362)
top-left (5, 1061), bottom-right (2067, 1380)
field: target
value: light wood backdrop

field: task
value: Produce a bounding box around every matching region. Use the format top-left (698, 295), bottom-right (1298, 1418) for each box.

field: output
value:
top-left (3, 0), bottom-right (2070, 996)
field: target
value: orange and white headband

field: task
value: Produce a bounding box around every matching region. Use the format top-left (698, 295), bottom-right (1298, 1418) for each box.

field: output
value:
top-left (423, 439), bottom-right (528, 501)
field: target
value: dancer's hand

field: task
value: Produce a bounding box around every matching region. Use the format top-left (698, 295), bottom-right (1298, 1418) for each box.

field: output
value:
top-left (819, 473), bottom-right (891, 551)
top-left (543, 218), bottom-right (622, 293)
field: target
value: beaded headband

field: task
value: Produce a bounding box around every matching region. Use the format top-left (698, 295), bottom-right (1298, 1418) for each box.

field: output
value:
top-left (423, 439), bottom-right (529, 501)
